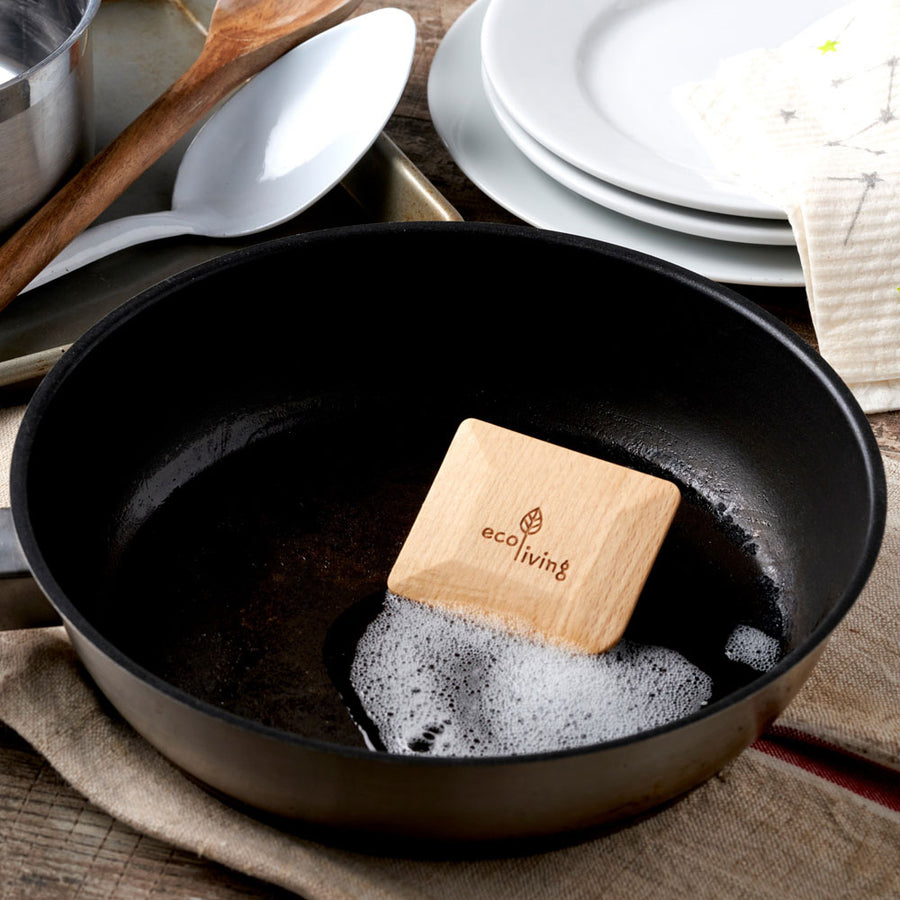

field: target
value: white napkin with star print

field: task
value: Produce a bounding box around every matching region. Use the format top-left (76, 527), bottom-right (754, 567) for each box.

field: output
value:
top-left (676, 0), bottom-right (900, 413)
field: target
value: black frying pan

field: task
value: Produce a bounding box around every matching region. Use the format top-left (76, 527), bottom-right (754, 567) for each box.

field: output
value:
top-left (1, 223), bottom-right (886, 847)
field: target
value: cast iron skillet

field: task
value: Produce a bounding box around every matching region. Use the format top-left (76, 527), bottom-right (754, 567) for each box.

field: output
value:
top-left (2, 223), bottom-right (886, 847)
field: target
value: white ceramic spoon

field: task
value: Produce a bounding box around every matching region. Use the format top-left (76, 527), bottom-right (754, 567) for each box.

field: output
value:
top-left (24, 8), bottom-right (416, 292)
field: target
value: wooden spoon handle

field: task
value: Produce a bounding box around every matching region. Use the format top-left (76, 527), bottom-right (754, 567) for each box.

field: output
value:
top-left (0, 56), bottom-right (246, 314)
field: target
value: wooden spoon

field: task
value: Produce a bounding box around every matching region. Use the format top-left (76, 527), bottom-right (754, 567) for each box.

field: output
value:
top-left (0, 0), bottom-right (363, 313)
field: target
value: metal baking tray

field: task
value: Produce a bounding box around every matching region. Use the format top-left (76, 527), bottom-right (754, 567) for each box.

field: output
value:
top-left (0, 0), bottom-right (459, 392)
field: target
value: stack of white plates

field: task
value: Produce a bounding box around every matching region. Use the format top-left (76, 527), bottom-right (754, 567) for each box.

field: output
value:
top-left (428, 0), bottom-right (842, 286)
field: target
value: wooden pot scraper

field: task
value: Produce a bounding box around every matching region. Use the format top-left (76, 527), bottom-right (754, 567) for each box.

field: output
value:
top-left (388, 419), bottom-right (681, 654)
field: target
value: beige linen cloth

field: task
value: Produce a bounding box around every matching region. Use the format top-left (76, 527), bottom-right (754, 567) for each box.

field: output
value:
top-left (0, 402), bottom-right (899, 897)
top-left (676, 0), bottom-right (900, 413)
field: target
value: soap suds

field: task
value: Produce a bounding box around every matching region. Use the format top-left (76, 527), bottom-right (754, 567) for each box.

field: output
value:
top-left (724, 623), bottom-right (782, 672)
top-left (349, 592), bottom-right (713, 757)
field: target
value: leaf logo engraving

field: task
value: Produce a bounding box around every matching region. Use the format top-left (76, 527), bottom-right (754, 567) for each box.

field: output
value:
top-left (519, 507), bottom-right (543, 537)
top-left (513, 507), bottom-right (543, 562)
top-left (482, 507), bottom-right (569, 580)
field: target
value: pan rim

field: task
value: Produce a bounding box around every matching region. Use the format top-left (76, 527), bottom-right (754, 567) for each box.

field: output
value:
top-left (1, 0), bottom-right (102, 90)
top-left (10, 221), bottom-right (888, 768)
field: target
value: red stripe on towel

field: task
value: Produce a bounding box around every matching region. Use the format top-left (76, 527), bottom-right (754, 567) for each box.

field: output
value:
top-left (752, 726), bottom-right (900, 812)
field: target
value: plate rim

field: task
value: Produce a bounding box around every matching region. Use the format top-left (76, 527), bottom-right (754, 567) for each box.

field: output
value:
top-left (427, 0), bottom-right (805, 287)
top-left (479, 0), bottom-right (838, 218)
top-left (479, 62), bottom-right (795, 247)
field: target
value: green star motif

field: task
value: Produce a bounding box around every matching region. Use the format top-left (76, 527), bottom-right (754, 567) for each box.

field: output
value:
top-left (818, 38), bottom-right (839, 53)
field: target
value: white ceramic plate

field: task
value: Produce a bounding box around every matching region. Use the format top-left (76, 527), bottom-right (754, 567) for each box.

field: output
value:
top-left (480, 0), bottom-right (845, 218)
top-left (480, 65), bottom-right (795, 246)
top-left (428, 0), bottom-right (804, 286)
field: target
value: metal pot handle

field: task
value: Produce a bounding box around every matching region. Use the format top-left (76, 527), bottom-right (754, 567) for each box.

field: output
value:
top-left (0, 508), bottom-right (60, 630)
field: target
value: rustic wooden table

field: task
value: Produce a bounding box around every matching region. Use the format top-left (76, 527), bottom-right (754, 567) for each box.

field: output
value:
top-left (1, 0), bottom-right (898, 895)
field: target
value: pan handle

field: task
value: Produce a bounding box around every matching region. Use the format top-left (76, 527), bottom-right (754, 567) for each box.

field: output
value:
top-left (0, 508), bottom-right (61, 630)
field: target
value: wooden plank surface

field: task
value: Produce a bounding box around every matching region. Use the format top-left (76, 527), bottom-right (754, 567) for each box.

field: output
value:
top-left (0, 724), bottom-right (294, 899)
top-left (1, 0), bottom-right (899, 894)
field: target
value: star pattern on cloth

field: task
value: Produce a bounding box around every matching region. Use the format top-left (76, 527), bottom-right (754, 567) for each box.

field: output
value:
top-left (674, 0), bottom-right (900, 413)
top-left (827, 171), bottom-right (884, 243)
top-left (824, 56), bottom-right (898, 155)
top-left (814, 50), bottom-right (897, 242)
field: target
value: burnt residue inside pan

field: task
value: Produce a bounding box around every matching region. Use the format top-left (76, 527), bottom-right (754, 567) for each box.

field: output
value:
top-left (97, 408), bottom-right (786, 753)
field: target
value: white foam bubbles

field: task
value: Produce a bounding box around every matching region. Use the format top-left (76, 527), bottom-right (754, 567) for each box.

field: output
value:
top-left (348, 592), bottom-right (713, 757)
top-left (724, 624), bottom-right (782, 672)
